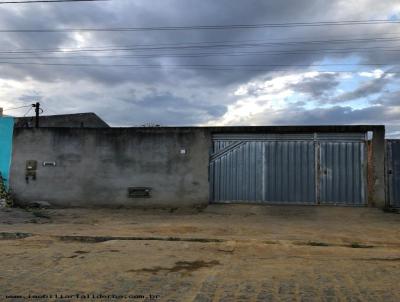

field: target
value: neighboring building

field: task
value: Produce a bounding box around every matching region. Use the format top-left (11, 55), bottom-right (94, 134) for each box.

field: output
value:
top-left (14, 113), bottom-right (109, 128)
top-left (0, 115), bottom-right (14, 189)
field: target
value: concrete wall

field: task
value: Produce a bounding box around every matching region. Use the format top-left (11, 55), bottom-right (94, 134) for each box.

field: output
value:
top-left (10, 127), bottom-right (211, 208)
top-left (370, 127), bottom-right (386, 207)
top-left (9, 125), bottom-right (386, 208)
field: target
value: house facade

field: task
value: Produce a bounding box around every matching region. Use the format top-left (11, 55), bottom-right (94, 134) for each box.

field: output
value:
top-left (0, 119), bottom-right (391, 208)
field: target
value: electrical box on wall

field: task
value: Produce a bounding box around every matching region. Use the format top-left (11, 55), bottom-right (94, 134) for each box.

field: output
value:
top-left (25, 160), bottom-right (37, 183)
top-left (26, 160), bottom-right (37, 171)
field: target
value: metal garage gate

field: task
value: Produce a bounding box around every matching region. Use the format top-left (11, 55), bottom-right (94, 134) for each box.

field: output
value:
top-left (210, 133), bottom-right (367, 205)
top-left (387, 140), bottom-right (400, 207)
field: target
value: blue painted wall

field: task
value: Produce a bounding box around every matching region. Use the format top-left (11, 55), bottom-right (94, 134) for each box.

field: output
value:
top-left (0, 116), bottom-right (14, 188)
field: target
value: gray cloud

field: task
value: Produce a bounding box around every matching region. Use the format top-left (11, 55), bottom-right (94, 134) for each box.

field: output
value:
top-left (0, 0), bottom-right (399, 134)
top-left (0, 0), bottom-right (398, 85)
top-left (18, 91), bottom-right (42, 102)
top-left (288, 73), bottom-right (340, 99)
top-left (332, 73), bottom-right (392, 103)
top-left (117, 90), bottom-right (227, 125)
top-left (370, 89), bottom-right (400, 106)
top-left (251, 104), bottom-right (400, 136)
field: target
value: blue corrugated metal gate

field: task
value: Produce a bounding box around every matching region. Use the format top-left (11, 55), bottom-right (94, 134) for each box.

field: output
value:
top-left (210, 133), bottom-right (367, 206)
top-left (387, 140), bottom-right (400, 207)
top-left (318, 135), bottom-right (367, 205)
top-left (0, 116), bottom-right (14, 189)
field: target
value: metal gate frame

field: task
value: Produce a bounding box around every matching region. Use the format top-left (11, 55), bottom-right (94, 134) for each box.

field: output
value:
top-left (316, 135), bottom-right (368, 206)
top-left (210, 132), bottom-right (368, 206)
top-left (387, 140), bottom-right (400, 207)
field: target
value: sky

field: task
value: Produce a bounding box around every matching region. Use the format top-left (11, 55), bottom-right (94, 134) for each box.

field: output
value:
top-left (0, 0), bottom-right (399, 137)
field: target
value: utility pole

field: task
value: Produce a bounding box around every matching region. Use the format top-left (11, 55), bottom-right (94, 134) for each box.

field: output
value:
top-left (32, 102), bottom-right (40, 128)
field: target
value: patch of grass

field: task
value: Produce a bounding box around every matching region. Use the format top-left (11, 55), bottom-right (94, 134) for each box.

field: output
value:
top-left (127, 260), bottom-right (220, 275)
top-left (349, 242), bottom-right (373, 248)
top-left (31, 210), bottom-right (51, 219)
top-left (58, 235), bottom-right (224, 243)
top-left (262, 240), bottom-right (279, 245)
top-left (364, 257), bottom-right (400, 261)
top-left (0, 232), bottom-right (32, 240)
top-left (306, 241), bottom-right (330, 247)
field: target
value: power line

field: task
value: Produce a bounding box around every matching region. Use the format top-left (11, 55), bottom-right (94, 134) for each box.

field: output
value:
top-left (0, 37), bottom-right (400, 60)
top-left (0, 0), bottom-right (107, 3)
top-left (2, 45), bottom-right (400, 60)
top-left (42, 107), bottom-right (58, 115)
top-left (39, 98), bottom-right (58, 115)
top-left (105, 45), bottom-right (400, 58)
top-left (23, 106), bottom-right (33, 117)
top-left (3, 31), bottom-right (400, 54)
top-left (3, 104), bottom-right (32, 111)
top-left (0, 19), bottom-right (399, 33)
top-left (1, 45), bottom-right (400, 63)
top-left (0, 35), bottom-right (398, 68)
top-left (0, 61), bottom-right (397, 67)
top-left (0, 61), bottom-right (396, 73)
top-left (3, 36), bottom-right (400, 55)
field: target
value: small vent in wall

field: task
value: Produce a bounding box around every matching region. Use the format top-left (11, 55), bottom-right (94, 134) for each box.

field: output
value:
top-left (43, 161), bottom-right (56, 167)
top-left (128, 187), bottom-right (152, 198)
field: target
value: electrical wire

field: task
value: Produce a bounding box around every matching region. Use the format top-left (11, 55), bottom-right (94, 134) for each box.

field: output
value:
top-left (0, 23), bottom-right (398, 72)
top-left (0, 19), bottom-right (400, 33)
top-left (1, 43), bottom-right (400, 61)
top-left (42, 108), bottom-right (58, 115)
top-left (3, 36), bottom-right (400, 54)
top-left (0, 61), bottom-right (396, 73)
top-left (3, 104), bottom-right (32, 111)
top-left (2, 45), bottom-right (400, 60)
top-left (23, 106), bottom-right (33, 116)
top-left (38, 99), bottom-right (58, 115)
top-left (3, 31), bottom-right (400, 54)
top-left (0, 62), bottom-right (395, 67)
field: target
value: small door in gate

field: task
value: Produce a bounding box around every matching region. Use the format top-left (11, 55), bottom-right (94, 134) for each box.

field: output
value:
top-left (318, 135), bottom-right (367, 205)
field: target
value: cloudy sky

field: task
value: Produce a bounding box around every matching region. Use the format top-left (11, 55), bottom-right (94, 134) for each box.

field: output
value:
top-left (0, 0), bottom-right (399, 136)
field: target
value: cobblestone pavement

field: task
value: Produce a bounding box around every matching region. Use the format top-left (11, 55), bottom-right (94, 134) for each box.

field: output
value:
top-left (0, 205), bottom-right (400, 301)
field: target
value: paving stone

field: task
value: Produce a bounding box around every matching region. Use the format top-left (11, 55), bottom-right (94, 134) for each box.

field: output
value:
top-left (193, 293), bottom-right (213, 302)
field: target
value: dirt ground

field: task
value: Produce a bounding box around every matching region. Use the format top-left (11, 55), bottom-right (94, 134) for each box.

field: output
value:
top-left (0, 205), bottom-right (400, 302)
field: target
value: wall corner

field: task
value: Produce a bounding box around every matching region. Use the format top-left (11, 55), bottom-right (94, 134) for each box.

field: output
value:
top-left (370, 126), bottom-right (386, 208)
